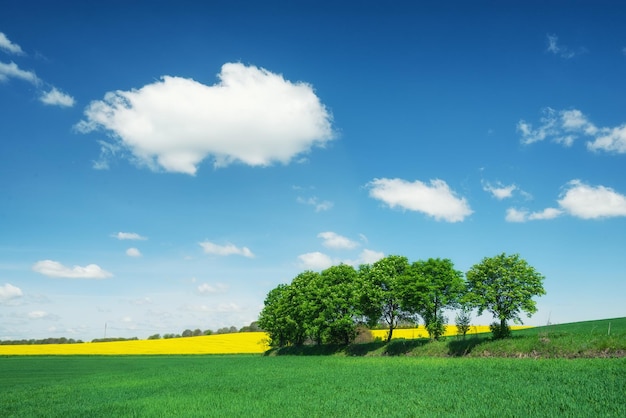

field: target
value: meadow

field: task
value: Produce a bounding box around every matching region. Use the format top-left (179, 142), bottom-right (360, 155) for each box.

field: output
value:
top-left (1, 355), bottom-right (624, 417)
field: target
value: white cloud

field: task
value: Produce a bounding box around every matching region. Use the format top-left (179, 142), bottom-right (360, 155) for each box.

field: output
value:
top-left (0, 283), bottom-right (23, 303)
top-left (199, 241), bottom-right (255, 258)
top-left (197, 283), bottom-right (229, 295)
top-left (298, 251), bottom-right (335, 270)
top-left (76, 62), bottom-right (334, 175)
top-left (546, 34), bottom-right (583, 59)
top-left (0, 61), bottom-right (40, 84)
top-left (483, 181), bottom-right (517, 200)
top-left (558, 180), bottom-right (626, 219)
top-left (32, 260), bottom-right (113, 279)
top-left (126, 247), bottom-right (142, 257)
top-left (518, 107), bottom-right (626, 154)
top-left (353, 249), bottom-right (385, 265)
top-left (112, 232), bottom-right (147, 240)
top-left (506, 180), bottom-right (626, 222)
top-left (317, 231), bottom-right (359, 250)
top-left (0, 32), bottom-right (24, 55)
top-left (297, 196), bottom-right (334, 212)
top-left (28, 310), bottom-right (49, 319)
top-left (367, 178), bottom-right (472, 222)
top-left (40, 87), bottom-right (75, 107)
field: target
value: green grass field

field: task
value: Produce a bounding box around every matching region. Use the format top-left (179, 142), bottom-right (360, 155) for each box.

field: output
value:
top-left (1, 355), bottom-right (625, 417)
top-left (2, 318), bottom-right (625, 417)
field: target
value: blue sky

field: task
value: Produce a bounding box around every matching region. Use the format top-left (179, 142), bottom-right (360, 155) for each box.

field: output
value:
top-left (1, 1), bottom-right (625, 340)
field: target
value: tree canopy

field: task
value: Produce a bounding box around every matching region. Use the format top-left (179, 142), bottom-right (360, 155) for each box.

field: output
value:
top-left (465, 253), bottom-right (546, 338)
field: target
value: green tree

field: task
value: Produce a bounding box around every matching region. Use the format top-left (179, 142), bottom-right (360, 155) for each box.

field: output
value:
top-left (465, 253), bottom-right (546, 339)
top-left (403, 258), bottom-right (465, 340)
top-left (313, 264), bottom-right (360, 344)
top-left (359, 255), bottom-right (412, 342)
top-left (455, 305), bottom-right (472, 339)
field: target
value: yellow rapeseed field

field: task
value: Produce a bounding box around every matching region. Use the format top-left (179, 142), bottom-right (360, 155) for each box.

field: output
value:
top-left (0, 325), bottom-right (531, 355)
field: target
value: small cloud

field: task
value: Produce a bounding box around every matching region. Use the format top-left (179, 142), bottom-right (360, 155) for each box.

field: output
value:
top-left (126, 247), bottom-right (142, 257)
top-left (546, 34), bottom-right (584, 59)
top-left (483, 181), bottom-right (517, 200)
top-left (0, 32), bottom-right (25, 55)
top-left (296, 196), bottom-right (333, 212)
top-left (93, 141), bottom-right (122, 170)
top-left (297, 251), bottom-right (334, 270)
top-left (76, 62), bottom-right (334, 175)
top-left (40, 87), bottom-right (75, 107)
top-left (197, 283), bottom-right (229, 295)
top-left (353, 249), bottom-right (385, 265)
top-left (558, 180), bottom-right (626, 219)
top-left (112, 232), bottom-right (147, 240)
top-left (317, 231), bottom-right (359, 250)
top-left (32, 260), bottom-right (113, 279)
top-left (199, 241), bottom-right (255, 258)
top-left (0, 60), bottom-right (40, 84)
top-left (0, 283), bottom-right (23, 303)
top-left (28, 310), bottom-right (49, 319)
top-left (518, 107), bottom-right (626, 154)
top-left (367, 177), bottom-right (472, 222)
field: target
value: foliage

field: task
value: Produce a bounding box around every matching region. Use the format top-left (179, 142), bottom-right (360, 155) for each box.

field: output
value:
top-left (454, 306), bottom-right (472, 339)
top-left (489, 321), bottom-right (511, 339)
top-left (465, 253), bottom-right (546, 339)
top-left (359, 255), bottom-right (413, 342)
top-left (1, 356), bottom-right (624, 417)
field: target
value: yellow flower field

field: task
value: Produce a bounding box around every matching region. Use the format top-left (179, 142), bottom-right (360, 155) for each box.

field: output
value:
top-left (0, 325), bottom-right (532, 355)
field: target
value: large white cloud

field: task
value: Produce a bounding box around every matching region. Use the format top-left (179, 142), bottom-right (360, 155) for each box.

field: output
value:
top-left (367, 178), bottom-right (472, 222)
top-left (0, 283), bottom-right (23, 303)
top-left (558, 180), bottom-right (626, 219)
top-left (32, 260), bottom-right (113, 279)
top-left (199, 241), bottom-right (255, 258)
top-left (518, 107), bottom-right (626, 153)
top-left (77, 62), bottom-right (334, 175)
top-left (317, 231), bottom-right (359, 250)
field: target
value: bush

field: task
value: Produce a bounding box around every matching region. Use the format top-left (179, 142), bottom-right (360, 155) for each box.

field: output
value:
top-left (490, 322), bottom-right (511, 339)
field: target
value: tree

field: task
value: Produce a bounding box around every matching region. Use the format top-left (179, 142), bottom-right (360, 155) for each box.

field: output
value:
top-left (402, 258), bottom-right (465, 340)
top-left (465, 253), bottom-right (546, 339)
top-left (182, 329), bottom-right (193, 337)
top-left (359, 255), bottom-right (412, 342)
top-left (454, 305), bottom-right (472, 339)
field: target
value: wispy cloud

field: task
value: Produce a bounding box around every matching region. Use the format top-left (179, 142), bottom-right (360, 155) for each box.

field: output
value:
top-left (297, 248), bottom-right (385, 270)
top-left (112, 232), bottom-right (147, 240)
top-left (546, 34), bottom-right (585, 59)
top-left (506, 180), bottom-right (626, 222)
top-left (483, 181), bottom-right (517, 200)
top-left (76, 62), bottom-right (334, 175)
top-left (0, 32), bottom-right (74, 107)
top-left (367, 177), bottom-right (472, 222)
top-left (197, 283), bottom-right (229, 295)
top-left (0, 32), bottom-right (24, 55)
top-left (296, 196), bottom-right (334, 212)
top-left (32, 260), bottom-right (113, 279)
top-left (199, 241), bottom-right (255, 258)
top-left (518, 107), bottom-right (626, 154)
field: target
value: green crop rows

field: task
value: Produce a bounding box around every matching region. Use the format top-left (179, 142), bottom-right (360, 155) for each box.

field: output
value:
top-left (2, 355), bottom-right (625, 417)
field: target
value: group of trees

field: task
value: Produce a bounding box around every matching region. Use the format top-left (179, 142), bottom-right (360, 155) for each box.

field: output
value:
top-left (258, 253), bottom-right (546, 347)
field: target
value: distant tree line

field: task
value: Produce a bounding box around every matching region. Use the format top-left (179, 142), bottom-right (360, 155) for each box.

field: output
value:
top-left (0, 337), bottom-right (84, 345)
top-left (258, 253), bottom-right (546, 347)
top-left (146, 322), bottom-right (263, 340)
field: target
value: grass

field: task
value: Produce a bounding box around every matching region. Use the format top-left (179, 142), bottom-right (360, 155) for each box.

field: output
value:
top-left (268, 317), bottom-right (626, 358)
top-left (1, 355), bottom-right (624, 417)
